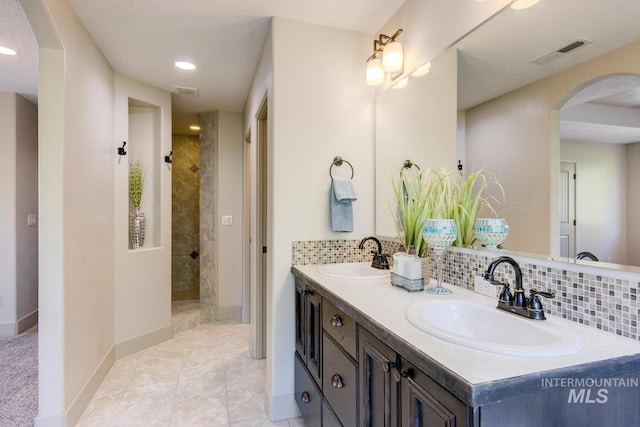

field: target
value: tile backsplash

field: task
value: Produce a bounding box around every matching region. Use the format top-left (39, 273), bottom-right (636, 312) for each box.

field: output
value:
top-left (292, 239), bottom-right (640, 342)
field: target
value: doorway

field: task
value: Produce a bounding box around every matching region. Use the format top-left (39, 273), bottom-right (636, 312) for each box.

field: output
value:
top-left (559, 162), bottom-right (576, 258)
top-left (248, 96), bottom-right (268, 359)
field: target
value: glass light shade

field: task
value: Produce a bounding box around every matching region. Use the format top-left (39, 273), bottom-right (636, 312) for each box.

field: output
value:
top-left (366, 58), bottom-right (385, 86)
top-left (411, 62), bottom-right (431, 77)
top-left (0, 45), bottom-right (17, 55)
top-left (382, 41), bottom-right (403, 72)
top-left (511, 0), bottom-right (541, 10)
top-left (392, 77), bottom-right (408, 89)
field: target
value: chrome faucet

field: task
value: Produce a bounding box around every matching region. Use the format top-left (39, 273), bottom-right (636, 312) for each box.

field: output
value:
top-left (358, 236), bottom-right (389, 270)
top-left (484, 256), bottom-right (555, 320)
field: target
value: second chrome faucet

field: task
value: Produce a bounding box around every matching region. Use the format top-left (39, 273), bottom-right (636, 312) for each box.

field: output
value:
top-left (484, 256), bottom-right (555, 320)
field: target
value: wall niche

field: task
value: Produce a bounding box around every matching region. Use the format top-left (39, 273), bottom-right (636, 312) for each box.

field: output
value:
top-left (128, 98), bottom-right (161, 249)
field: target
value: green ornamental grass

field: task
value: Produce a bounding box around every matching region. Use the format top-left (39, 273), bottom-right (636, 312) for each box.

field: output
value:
top-left (129, 158), bottom-right (145, 208)
top-left (393, 166), bottom-right (504, 252)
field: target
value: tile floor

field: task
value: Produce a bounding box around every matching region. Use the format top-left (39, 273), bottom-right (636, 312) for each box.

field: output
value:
top-left (76, 322), bottom-right (305, 426)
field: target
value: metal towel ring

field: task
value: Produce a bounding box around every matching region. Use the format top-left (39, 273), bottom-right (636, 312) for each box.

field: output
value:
top-left (330, 156), bottom-right (354, 179)
top-left (401, 160), bottom-right (420, 172)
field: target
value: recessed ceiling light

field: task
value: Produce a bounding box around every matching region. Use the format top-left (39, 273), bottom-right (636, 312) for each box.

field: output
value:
top-left (0, 45), bottom-right (18, 56)
top-left (174, 61), bottom-right (196, 71)
top-left (189, 125), bottom-right (201, 131)
top-left (511, 0), bottom-right (541, 10)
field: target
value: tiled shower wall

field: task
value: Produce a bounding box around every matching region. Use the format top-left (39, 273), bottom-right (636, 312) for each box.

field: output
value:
top-left (292, 239), bottom-right (640, 342)
top-left (171, 134), bottom-right (200, 298)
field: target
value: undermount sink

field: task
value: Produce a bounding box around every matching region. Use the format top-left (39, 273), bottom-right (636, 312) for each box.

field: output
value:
top-left (405, 299), bottom-right (584, 357)
top-left (317, 262), bottom-right (390, 280)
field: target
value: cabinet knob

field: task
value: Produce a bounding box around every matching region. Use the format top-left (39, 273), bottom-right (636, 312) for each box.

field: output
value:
top-left (331, 374), bottom-right (344, 389)
top-left (382, 361), bottom-right (396, 373)
top-left (300, 391), bottom-right (311, 403)
top-left (303, 289), bottom-right (312, 296)
top-left (330, 314), bottom-right (344, 327)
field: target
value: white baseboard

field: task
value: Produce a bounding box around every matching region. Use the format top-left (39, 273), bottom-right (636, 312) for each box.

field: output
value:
top-left (35, 345), bottom-right (115, 427)
top-left (264, 386), bottom-right (301, 422)
top-left (0, 309), bottom-right (39, 336)
top-left (0, 321), bottom-right (17, 337)
top-left (114, 325), bottom-right (173, 359)
top-left (217, 305), bottom-right (242, 321)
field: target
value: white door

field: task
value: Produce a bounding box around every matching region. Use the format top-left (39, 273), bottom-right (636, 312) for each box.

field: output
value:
top-left (559, 162), bottom-right (576, 258)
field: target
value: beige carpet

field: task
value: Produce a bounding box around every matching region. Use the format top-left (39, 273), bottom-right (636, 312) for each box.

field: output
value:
top-left (0, 326), bottom-right (38, 427)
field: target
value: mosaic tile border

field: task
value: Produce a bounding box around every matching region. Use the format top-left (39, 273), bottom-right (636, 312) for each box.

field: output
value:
top-left (292, 239), bottom-right (640, 342)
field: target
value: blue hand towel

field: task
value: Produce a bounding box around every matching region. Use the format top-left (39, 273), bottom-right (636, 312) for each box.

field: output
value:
top-left (330, 179), bottom-right (358, 232)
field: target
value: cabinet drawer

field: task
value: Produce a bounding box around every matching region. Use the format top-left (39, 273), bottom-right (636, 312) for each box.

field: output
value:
top-left (323, 299), bottom-right (357, 359)
top-left (322, 400), bottom-right (342, 427)
top-left (323, 334), bottom-right (357, 426)
top-left (295, 353), bottom-right (322, 426)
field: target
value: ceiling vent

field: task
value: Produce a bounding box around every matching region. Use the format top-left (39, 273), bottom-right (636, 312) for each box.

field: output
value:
top-left (173, 85), bottom-right (199, 96)
top-left (530, 39), bottom-right (592, 65)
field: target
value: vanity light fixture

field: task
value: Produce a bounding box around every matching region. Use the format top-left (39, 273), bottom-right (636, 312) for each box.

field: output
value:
top-left (510, 0), bottom-right (541, 10)
top-left (411, 61), bottom-right (431, 77)
top-left (189, 125), bottom-right (201, 131)
top-left (0, 45), bottom-right (17, 55)
top-left (366, 29), bottom-right (403, 86)
top-left (174, 60), bottom-right (196, 70)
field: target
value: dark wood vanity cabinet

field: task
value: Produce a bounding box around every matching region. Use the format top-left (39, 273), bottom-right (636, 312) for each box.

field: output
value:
top-left (295, 277), bottom-right (358, 426)
top-left (295, 278), bottom-right (322, 386)
top-left (400, 359), bottom-right (468, 427)
top-left (295, 274), bottom-right (468, 427)
top-left (359, 328), bottom-right (467, 427)
top-left (359, 328), bottom-right (400, 427)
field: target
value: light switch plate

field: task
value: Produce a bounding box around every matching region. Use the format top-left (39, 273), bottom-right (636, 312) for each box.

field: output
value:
top-left (221, 215), bottom-right (233, 226)
top-left (27, 214), bottom-right (37, 226)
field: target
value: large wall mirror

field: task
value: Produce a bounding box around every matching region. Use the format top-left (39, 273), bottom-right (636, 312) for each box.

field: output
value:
top-left (375, 0), bottom-right (640, 271)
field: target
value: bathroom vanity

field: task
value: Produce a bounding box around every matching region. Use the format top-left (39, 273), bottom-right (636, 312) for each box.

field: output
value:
top-left (292, 264), bottom-right (640, 426)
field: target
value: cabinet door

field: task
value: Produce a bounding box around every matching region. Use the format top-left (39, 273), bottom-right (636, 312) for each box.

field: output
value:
top-left (295, 352), bottom-right (322, 426)
top-left (400, 360), bottom-right (468, 427)
top-left (295, 279), bottom-right (306, 358)
top-left (306, 289), bottom-right (322, 386)
top-left (359, 328), bottom-right (399, 427)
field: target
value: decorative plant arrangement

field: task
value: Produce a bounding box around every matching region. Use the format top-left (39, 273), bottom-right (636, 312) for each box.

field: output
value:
top-left (392, 168), bottom-right (431, 257)
top-left (392, 166), bottom-right (504, 250)
top-left (451, 168), bottom-right (504, 248)
top-left (129, 158), bottom-right (146, 249)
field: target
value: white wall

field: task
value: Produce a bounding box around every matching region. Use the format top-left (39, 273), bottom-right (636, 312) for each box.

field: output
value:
top-left (114, 74), bottom-right (172, 353)
top-left (217, 111), bottom-right (244, 319)
top-left (465, 39), bottom-right (640, 257)
top-left (20, 0), bottom-right (117, 425)
top-left (375, 48), bottom-right (459, 237)
top-left (627, 142), bottom-right (640, 266)
top-left (561, 140), bottom-right (627, 263)
top-left (0, 93), bottom-right (18, 334)
top-left (247, 17), bottom-right (377, 420)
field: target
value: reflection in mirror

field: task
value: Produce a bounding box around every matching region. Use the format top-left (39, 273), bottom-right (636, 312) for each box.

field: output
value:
top-left (559, 75), bottom-right (640, 266)
top-left (375, 48), bottom-right (458, 238)
top-left (376, 1), bottom-right (640, 273)
top-left (465, 42), bottom-right (640, 271)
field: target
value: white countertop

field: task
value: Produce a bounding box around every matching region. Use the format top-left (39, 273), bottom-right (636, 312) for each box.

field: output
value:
top-left (293, 263), bottom-right (640, 386)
